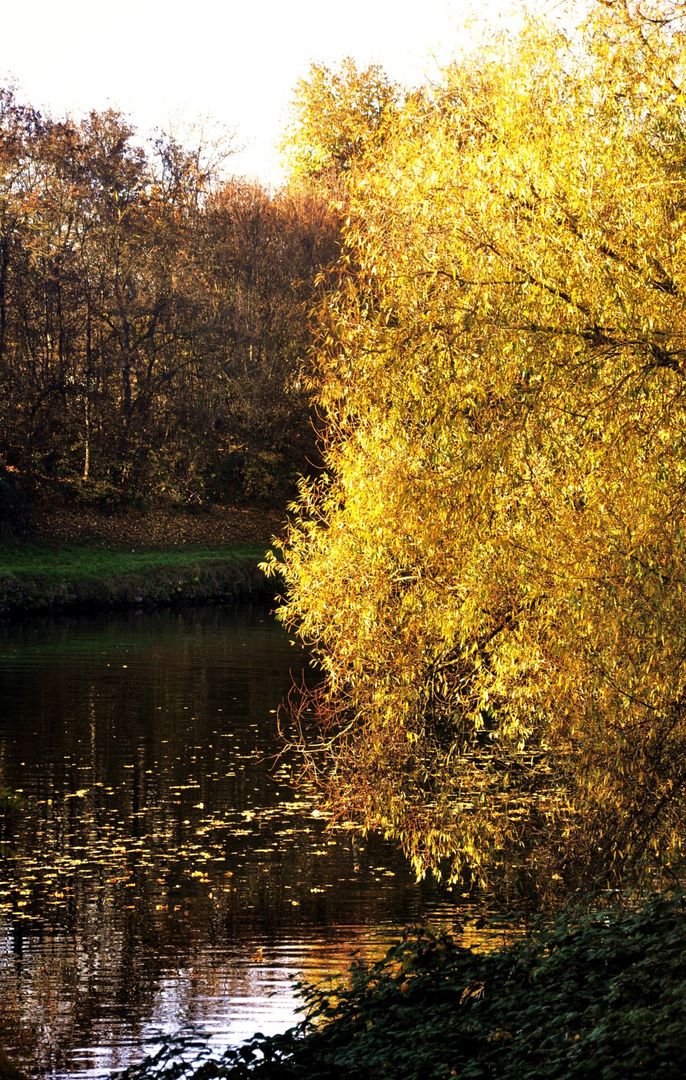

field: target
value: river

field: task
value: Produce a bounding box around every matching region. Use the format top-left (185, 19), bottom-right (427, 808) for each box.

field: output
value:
top-left (0, 604), bottom-right (505, 1077)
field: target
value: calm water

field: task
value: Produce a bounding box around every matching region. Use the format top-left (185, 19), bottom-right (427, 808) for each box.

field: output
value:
top-left (0, 605), bottom-right (485, 1078)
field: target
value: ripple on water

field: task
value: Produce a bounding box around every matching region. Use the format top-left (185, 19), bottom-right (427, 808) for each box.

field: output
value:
top-left (0, 606), bottom-right (507, 1078)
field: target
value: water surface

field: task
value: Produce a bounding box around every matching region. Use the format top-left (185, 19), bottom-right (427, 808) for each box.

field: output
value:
top-left (0, 606), bottom-right (472, 1077)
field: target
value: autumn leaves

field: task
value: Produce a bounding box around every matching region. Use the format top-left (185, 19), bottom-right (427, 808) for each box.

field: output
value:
top-left (267, 2), bottom-right (686, 896)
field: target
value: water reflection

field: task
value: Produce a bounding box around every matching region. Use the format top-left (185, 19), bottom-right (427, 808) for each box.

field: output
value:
top-left (0, 606), bottom-right (464, 1077)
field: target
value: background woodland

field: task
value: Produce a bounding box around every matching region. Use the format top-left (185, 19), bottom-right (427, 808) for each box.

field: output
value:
top-left (0, 94), bottom-right (337, 511)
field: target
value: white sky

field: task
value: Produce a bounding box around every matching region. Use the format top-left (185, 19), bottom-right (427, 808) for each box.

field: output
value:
top-left (0, 0), bottom-right (561, 185)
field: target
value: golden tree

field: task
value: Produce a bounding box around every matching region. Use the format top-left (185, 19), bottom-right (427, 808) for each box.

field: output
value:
top-left (267, 1), bottom-right (686, 896)
top-left (280, 58), bottom-right (401, 187)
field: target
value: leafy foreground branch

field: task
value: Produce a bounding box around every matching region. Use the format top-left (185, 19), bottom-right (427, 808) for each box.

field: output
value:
top-left (120, 895), bottom-right (686, 1080)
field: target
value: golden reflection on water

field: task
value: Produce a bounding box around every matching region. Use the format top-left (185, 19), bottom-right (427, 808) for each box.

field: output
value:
top-left (0, 607), bottom-right (509, 1078)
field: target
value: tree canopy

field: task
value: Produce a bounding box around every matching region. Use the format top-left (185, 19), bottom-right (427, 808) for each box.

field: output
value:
top-left (267, 0), bottom-right (686, 898)
top-left (0, 95), bottom-right (338, 508)
top-left (280, 58), bottom-right (401, 185)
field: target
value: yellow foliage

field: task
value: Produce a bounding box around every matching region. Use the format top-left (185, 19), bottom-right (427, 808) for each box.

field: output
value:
top-left (265, 1), bottom-right (686, 895)
top-left (280, 58), bottom-right (401, 185)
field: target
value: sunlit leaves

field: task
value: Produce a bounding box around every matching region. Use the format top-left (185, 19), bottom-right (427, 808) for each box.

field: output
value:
top-left (281, 59), bottom-right (401, 186)
top-left (268, 1), bottom-right (686, 895)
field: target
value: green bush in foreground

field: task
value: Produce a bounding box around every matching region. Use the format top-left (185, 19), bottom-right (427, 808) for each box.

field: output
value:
top-left (119, 894), bottom-right (686, 1080)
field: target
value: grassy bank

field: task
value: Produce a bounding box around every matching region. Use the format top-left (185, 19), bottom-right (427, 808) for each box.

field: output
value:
top-left (0, 542), bottom-right (276, 615)
top-left (120, 894), bottom-right (686, 1080)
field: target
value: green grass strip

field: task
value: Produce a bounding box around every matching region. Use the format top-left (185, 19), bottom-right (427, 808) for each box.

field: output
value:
top-left (0, 542), bottom-right (275, 613)
top-left (0, 541), bottom-right (265, 579)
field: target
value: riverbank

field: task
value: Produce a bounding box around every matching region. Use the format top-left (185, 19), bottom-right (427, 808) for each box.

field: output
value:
top-left (0, 499), bottom-right (285, 615)
top-left (123, 893), bottom-right (686, 1080)
top-left (0, 541), bottom-right (277, 615)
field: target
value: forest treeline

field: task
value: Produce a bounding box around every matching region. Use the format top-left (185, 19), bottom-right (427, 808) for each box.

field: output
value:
top-left (0, 90), bottom-right (338, 511)
top-left (267, 0), bottom-right (686, 902)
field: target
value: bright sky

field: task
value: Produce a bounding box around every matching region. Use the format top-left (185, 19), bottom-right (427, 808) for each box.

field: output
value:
top-left (0, 0), bottom-right (555, 185)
